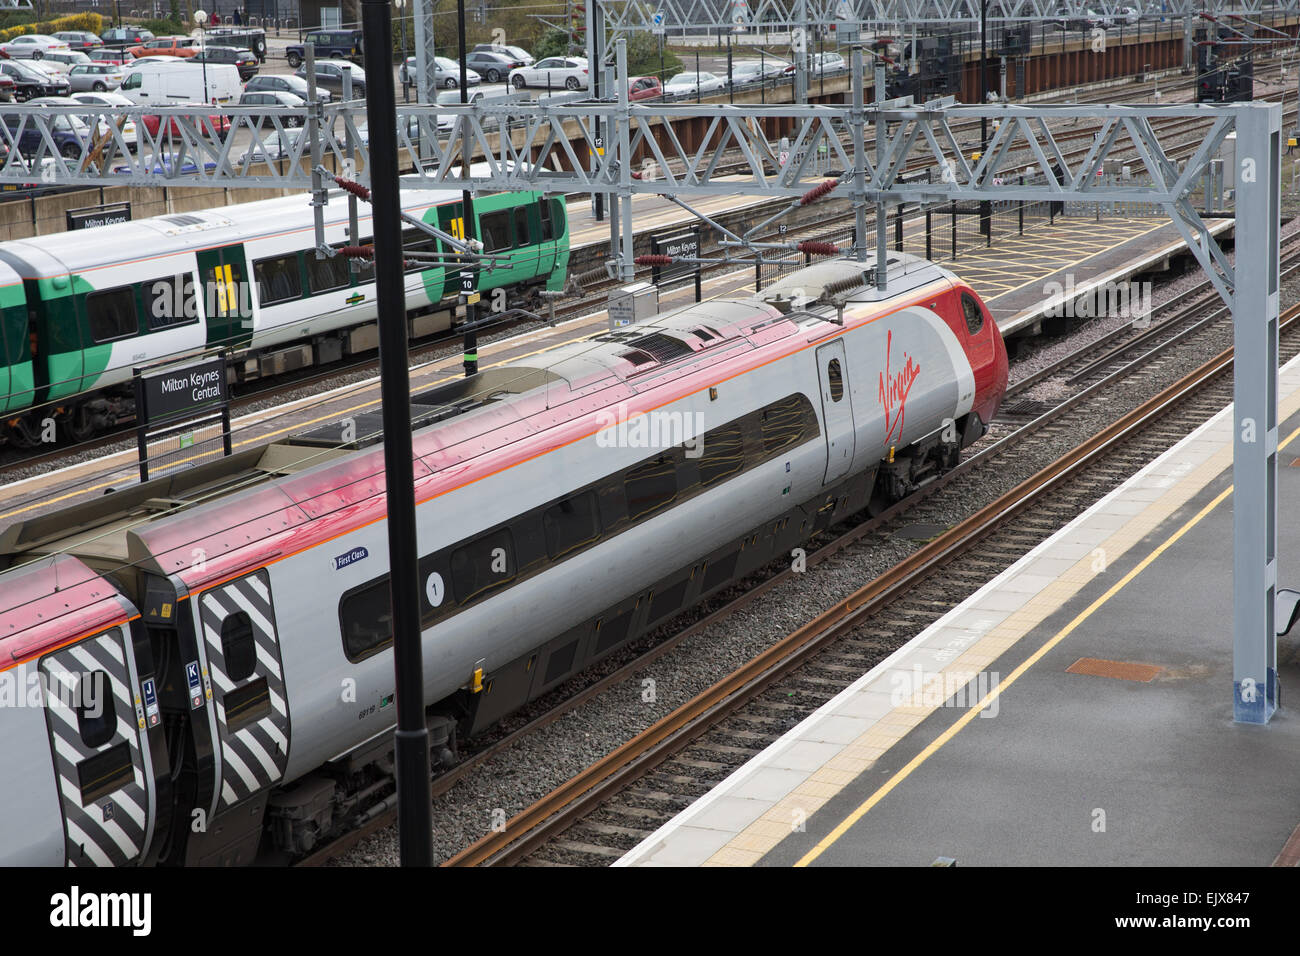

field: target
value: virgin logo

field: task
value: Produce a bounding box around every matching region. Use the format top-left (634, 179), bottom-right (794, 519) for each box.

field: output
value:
top-left (879, 330), bottom-right (920, 445)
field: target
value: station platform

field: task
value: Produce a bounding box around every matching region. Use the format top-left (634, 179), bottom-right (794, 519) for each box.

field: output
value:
top-left (616, 352), bottom-right (1300, 868)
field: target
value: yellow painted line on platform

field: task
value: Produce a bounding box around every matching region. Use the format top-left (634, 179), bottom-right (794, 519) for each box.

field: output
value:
top-left (793, 421), bottom-right (1300, 868)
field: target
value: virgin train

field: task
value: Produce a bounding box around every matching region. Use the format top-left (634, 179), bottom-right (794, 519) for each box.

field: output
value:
top-left (0, 179), bottom-right (569, 444)
top-left (0, 252), bottom-right (1006, 865)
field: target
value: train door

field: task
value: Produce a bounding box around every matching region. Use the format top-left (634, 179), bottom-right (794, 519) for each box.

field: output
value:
top-left (197, 245), bottom-right (254, 350)
top-left (195, 569), bottom-right (292, 812)
top-left (40, 626), bottom-right (163, 866)
top-left (534, 196), bottom-right (557, 277)
top-left (816, 340), bottom-right (856, 484)
top-left (435, 200), bottom-right (467, 301)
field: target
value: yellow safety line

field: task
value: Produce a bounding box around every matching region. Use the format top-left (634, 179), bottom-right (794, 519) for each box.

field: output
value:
top-left (793, 421), bottom-right (1300, 867)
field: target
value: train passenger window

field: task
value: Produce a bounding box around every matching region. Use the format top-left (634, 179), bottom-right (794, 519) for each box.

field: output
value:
top-left (451, 528), bottom-right (516, 604)
top-left (760, 395), bottom-right (807, 454)
top-left (543, 491), bottom-right (601, 558)
top-left (961, 293), bottom-right (984, 335)
top-left (339, 578), bottom-right (394, 662)
top-left (551, 199), bottom-right (565, 239)
top-left (74, 669), bottom-right (116, 748)
top-left (401, 226), bottom-right (438, 274)
top-left (479, 210), bottom-right (512, 253)
top-left (146, 274), bottom-right (198, 330)
top-left (538, 198), bottom-right (554, 241)
top-left (220, 611), bottom-right (257, 682)
top-left (86, 287), bottom-right (138, 342)
top-left (827, 358), bottom-right (844, 402)
top-left (625, 456), bottom-right (678, 521)
top-left (699, 425), bottom-right (745, 486)
top-left (307, 248), bottom-right (351, 294)
top-left (514, 206), bottom-right (530, 246)
top-left (254, 254), bottom-right (303, 304)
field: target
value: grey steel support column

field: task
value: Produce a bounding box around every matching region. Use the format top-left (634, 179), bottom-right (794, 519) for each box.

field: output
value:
top-left (616, 37), bottom-right (635, 282)
top-left (412, 0), bottom-right (437, 104)
top-left (874, 60), bottom-right (886, 290)
top-left (1234, 103), bottom-right (1282, 724)
top-left (342, 67), bottom-right (359, 248)
top-left (795, 0), bottom-right (808, 102)
top-left (1183, 13), bottom-right (1194, 72)
top-left (851, 45), bottom-right (867, 263)
top-left (360, 0), bottom-right (433, 865)
top-left (587, 0), bottom-right (604, 223)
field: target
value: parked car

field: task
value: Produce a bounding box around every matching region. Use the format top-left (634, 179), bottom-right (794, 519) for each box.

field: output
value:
top-left (293, 60), bottom-right (366, 97)
top-left (112, 150), bottom-right (217, 175)
top-left (234, 90), bottom-right (306, 127)
top-left (245, 72), bottom-right (331, 103)
top-left (728, 58), bottom-right (787, 85)
top-left (509, 56), bottom-right (588, 91)
top-left (399, 56), bottom-right (482, 88)
top-left (664, 71), bottom-right (725, 96)
top-left (0, 59), bottom-right (71, 99)
top-left (140, 108), bottom-right (232, 140)
top-left (0, 75), bottom-right (15, 102)
top-left (68, 62), bottom-right (125, 92)
top-left (1, 98), bottom-right (91, 157)
top-left (285, 29), bottom-right (363, 68)
top-left (192, 45), bottom-right (259, 80)
top-left (52, 31), bottom-right (103, 53)
top-left (236, 128), bottom-right (303, 164)
top-left (100, 26), bottom-right (154, 49)
top-left (121, 61), bottom-right (242, 105)
top-left (203, 26), bottom-right (267, 61)
top-left (126, 35), bottom-right (199, 59)
top-left (0, 35), bottom-right (70, 60)
top-left (472, 42), bottom-right (533, 66)
top-left (71, 90), bottom-right (138, 147)
top-left (87, 47), bottom-right (136, 65)
top-left (37, 51), bottom-right (93, 76)
top-left (627, 75), bottom-right (662, 100)
top-left (464, 49), bottom-right (523, 83)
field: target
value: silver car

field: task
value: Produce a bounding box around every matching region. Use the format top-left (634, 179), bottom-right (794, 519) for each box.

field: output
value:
top-left (400, 55), bottom-right (482, 89)
top-left (68, 62), bottom-right (125, 92)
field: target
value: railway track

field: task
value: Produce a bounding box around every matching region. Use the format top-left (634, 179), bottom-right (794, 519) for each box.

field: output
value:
top-left (294, 243), bottom-right (1299, 868)
top-left (443, 298), bottom-right (1300, 868)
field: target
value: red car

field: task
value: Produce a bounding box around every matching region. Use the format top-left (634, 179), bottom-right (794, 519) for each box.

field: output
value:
top-left (126, 36), bottom-right (199, 59)
top-left (627, 75), bottom-right (662, 100)
top-left (142, 109), bottom-right (232, 139)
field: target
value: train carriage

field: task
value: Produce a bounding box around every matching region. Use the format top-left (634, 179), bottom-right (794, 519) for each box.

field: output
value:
top-left (0, 253), bottom-right (1005, 864)
top-left (0, 180), bottom-right (570, 444)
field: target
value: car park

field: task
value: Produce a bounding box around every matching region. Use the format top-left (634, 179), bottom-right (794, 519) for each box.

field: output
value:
top-left (244, 72), bottom-right (330, 103)
top-left (294, 60), bottom-right (366, 97)
top-left (509, 56), bottom-right (588, 91)
top-left (192, 45), bottom-right (259, 80)
top-left (0, 35), bottom-right (70, 60)
top-left (0, 59), bottom-right (71, 99)
top-left (67, 62), bottom-right (125, 92)
top-left (286, 29), bottom-right (363, 68)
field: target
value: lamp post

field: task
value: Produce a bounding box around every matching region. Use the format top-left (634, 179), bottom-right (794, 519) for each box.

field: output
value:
top-left (395, 0), bottom-right (409, 101)
top-left (195, 9), bottom-right (211, 105)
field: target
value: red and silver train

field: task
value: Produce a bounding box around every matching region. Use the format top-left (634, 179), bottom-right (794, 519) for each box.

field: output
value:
top-left (0, 253), bottom-right (1006, 865)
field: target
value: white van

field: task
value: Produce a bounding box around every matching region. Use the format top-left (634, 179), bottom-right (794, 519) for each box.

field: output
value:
top-left (119, 60), bottom-right (242, 105)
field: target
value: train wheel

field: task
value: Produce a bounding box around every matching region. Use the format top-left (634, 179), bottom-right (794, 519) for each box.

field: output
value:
top-left (58, 406), bottom-right (95, 444)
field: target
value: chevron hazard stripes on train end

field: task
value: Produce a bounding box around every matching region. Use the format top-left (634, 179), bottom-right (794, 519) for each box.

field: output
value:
top-left (199, 570), bottom-right (292, 809)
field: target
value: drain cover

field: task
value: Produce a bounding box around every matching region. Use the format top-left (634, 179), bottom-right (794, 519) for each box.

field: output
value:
top-left (1066, 657), bottom-right (1163, 682)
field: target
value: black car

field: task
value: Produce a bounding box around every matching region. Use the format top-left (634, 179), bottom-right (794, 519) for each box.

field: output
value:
top-left (203, 26), bottom-right (267, 61)
top-left (0, 60), bottom-right (71, 101)
top-left (99, 26), bottom-right (154, 49)
top-left (285, 29), bottom-right (363, 68)
top-left (192, 45), bottom-right (260, 80)
top-left (465, 50), bottom-right (522, 83)
top-left (244, 72), bottom-right (331, 103)
top-left (293, 60), bottom-right (366, 98)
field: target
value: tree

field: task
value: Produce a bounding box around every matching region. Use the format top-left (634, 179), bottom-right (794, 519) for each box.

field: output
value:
top-left (533, 27), bottom-right (569, 60)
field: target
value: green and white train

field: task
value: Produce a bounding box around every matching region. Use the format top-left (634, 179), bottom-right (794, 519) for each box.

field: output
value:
top-left (0, 182), bottom-right (570, 444)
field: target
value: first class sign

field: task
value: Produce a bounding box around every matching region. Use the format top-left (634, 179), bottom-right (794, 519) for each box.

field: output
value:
top-left (139, 357), bottom-right (229, 425)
